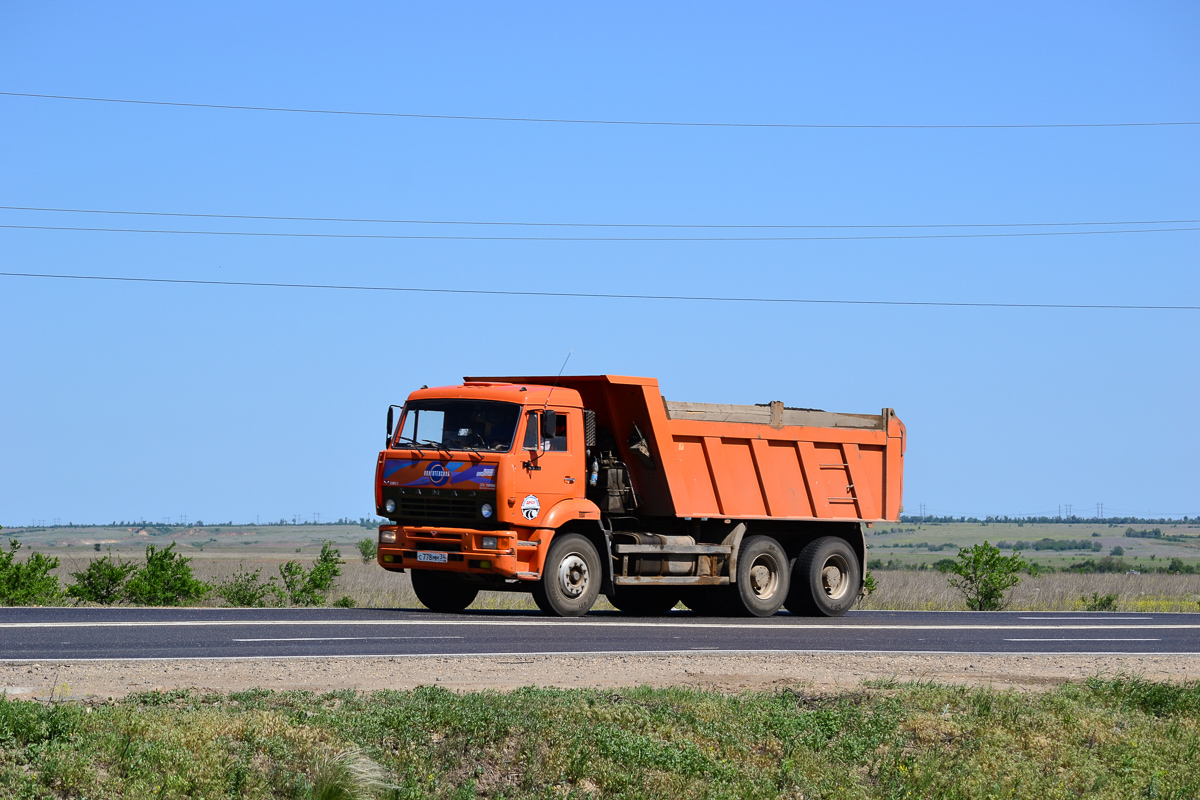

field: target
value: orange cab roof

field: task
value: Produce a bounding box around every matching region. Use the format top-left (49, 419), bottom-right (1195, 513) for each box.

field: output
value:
top-left (407, 381), bottom-right (583, 408)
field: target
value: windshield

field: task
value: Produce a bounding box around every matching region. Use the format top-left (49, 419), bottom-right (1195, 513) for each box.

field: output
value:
top-left (394, 400), bottom-right (521, 452)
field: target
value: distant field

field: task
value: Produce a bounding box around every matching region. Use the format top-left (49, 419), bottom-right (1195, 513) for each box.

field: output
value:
top-left (866, 520), bottom-right (1200, 570)
top-left (3, 521), bottom-right (1198, 612)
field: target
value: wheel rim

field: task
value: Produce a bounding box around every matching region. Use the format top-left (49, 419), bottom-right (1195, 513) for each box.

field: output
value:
top-left (821, 554), bottom-right (851, 601)
top-left (747, 553), bottom-right (781, 601)
top-left (557, 553), bottom-right (590, 598)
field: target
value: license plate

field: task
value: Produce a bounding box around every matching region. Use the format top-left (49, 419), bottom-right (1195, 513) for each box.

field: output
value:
top-left (416, 551), bottom-right (448, 563)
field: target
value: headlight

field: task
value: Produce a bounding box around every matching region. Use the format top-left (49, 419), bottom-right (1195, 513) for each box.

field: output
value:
top-left (481, 536), bottom-right (498, 550)
top-left (480, 503), bottom-right (493, 519)
top-left (384, 499), bottom-right (396, 513)
top-left (379, 530), bottom-right (396, 544)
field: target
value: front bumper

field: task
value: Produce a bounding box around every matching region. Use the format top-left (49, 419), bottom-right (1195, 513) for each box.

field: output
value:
top-left (376, 525), bottom-right (542, 578)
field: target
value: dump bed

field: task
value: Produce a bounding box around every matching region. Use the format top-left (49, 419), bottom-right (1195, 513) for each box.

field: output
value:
top-left (465, 375), bottom-right (905, 523)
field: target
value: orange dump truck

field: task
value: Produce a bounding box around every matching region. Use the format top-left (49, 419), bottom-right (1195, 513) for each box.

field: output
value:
top-left (375, 375), bottom-right (905, 617)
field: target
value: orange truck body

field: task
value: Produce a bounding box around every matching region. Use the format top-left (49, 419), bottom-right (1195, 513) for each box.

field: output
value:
top-left (375, 375), bottom-right (905, 615)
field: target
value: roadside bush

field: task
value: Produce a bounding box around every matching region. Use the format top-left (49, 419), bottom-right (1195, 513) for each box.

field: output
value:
top-left (356, 537), bottom-right (377, 563)
top-left (1065, 556), bottom-right (1131, 574)
top-left (279, 541), bottom-right (343, 606)
top-left (215, 564), bottom-right (283, 608)
top-left (333, 595), bottom-right (357, 608)
top-left (66, 550), bottom-right (136, 604)
top-left (860, 571), bottom-right (877, 599)
top-left (0, 539), bottom-right (62, 605)
top-left (1083, 592), bottom-right (1119, 611)
top-left (946, 541), bottom-right (1027, 611)
top-left (123, 543), bottom-right (210, 606)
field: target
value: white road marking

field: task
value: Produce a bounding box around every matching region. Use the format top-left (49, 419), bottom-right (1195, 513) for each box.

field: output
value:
top-left (232, 636), bottom-right (463, 642)
top-left (1005, 638), bottom-right (1162, 642)
top-left (1, 619), bottom-right (1196, 631)
top-left (1019, 617), bottom-right (1150, 621)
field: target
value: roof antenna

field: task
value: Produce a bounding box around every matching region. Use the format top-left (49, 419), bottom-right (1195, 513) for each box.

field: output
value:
top-left (543, 349), bottom-right (573, 409)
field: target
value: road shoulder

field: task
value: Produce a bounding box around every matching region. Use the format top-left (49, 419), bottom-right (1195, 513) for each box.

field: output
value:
top-left (4, 651), bottom-right (1199, 700)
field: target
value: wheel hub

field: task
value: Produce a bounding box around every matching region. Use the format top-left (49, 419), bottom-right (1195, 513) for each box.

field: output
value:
top-left (821, 555), bottom-right (850, 600)
top-left (557, 554), bottom-right (589, 598)
top-left (748, 555), bottom-right (779, 600)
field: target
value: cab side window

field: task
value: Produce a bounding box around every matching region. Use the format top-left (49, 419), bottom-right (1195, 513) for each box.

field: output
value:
top-left (522, 411), bottom-right (569, 451)
top-left (548, 413), bottom-right (568, 451)
top-left (522, 411), bottom-right (539, 450)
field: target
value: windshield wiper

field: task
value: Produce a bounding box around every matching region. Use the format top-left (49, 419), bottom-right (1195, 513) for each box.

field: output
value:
top-left (397, 437), bottom-right (448, 456)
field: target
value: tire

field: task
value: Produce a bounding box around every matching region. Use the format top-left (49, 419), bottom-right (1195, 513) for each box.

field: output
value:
top-left (680, 587), bottom-right (736, 616)
top-left (537, 533), bottom-right (601, 617)
top-left (410, 569), bottom-right (479, 613)
top-left (785, 536), bottom-right (861, 617)
top-left (606, 587), bottom-right (680, 616)
top-left (729, 535), bottom-right (790, 617)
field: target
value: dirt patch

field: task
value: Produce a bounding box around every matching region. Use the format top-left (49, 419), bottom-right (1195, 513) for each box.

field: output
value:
top-left (3, 652), bottom-right (1198, 700)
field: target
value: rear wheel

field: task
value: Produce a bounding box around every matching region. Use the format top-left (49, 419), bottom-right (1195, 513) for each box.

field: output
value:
top-left (410, 569), bottom-right (479, 613)
top-left (785, 536), bottom-right (861, 617)
top-left (729, 535), bottom-right (790, 616)
top-left (606, 587), bottom-right (680, 616)
top-left (537, 534), bottom-right (601, 616)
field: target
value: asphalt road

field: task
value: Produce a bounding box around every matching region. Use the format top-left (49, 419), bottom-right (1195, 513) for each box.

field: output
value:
top-left (2, 608), bottom-right (1198, 661)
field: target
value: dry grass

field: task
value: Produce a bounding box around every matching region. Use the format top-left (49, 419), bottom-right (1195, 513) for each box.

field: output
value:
top-left (185, 557), bottom-right (548, 611)
top-left (860, 569), bottom-right (1200, 612)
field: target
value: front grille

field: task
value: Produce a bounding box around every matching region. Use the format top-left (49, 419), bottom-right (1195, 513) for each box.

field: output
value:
top-left (382, 487), bottom-right (498, 527)
top-left (398, 495), bottom-right (477, 521)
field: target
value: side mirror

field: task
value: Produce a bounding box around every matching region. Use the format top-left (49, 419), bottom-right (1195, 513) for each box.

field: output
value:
top-left (386, 407), bottom-right (394, 447)
top-left (541, 409), bottom-right (557, 439)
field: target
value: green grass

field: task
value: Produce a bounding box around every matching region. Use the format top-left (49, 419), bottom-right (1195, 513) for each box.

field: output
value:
top-left (2, 678), bottom-right (1199, 798)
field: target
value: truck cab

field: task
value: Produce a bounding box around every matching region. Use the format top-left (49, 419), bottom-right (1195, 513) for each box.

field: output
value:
top-left (375, 382), bottom-right (604, 614)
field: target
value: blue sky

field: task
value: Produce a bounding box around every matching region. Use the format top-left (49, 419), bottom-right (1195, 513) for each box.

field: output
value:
top-left (1, 2), bottom-right (1197, 525)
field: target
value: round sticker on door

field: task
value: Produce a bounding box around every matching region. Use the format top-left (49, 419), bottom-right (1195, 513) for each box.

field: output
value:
top-left (521, 494), bottom-right (541, 521)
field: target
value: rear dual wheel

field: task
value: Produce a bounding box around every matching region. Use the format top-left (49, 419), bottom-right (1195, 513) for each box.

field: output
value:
top-left (785, 536), bottom-right (861, 617)
top-left (730, 535), bottom-right (790, 617)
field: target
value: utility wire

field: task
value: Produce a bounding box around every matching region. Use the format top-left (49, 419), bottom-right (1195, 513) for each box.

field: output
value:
top-left (3, 223), bottom-right (1199, 242)
top-left (2, 271), bottom-right (1197, 311)
top-left (3, 204), bottom-right (1199, 231)
top-left (3, 91), bottom-right (1198, 130)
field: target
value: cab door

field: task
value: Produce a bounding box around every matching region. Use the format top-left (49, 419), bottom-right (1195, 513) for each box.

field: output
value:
top-left (508, 407), bottom-right (582, 528)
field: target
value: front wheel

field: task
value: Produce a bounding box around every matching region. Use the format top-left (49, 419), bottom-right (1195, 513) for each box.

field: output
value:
top-left (411, 569), bottom-right (479, 613)
top-left (785, 536), bottom-right (861, 617)
top-left (536, 533), bottom-right (601, 617)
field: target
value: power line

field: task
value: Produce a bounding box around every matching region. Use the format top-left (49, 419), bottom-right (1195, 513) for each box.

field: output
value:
top-left (3, 271), bottom-right (1198, 311)
top-left (3, 222), bottom-right (1199, 242)
top-left (3, 91), bottom-right (1198, 130)
top-left (3, 204), bottom-right (1199, 231)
